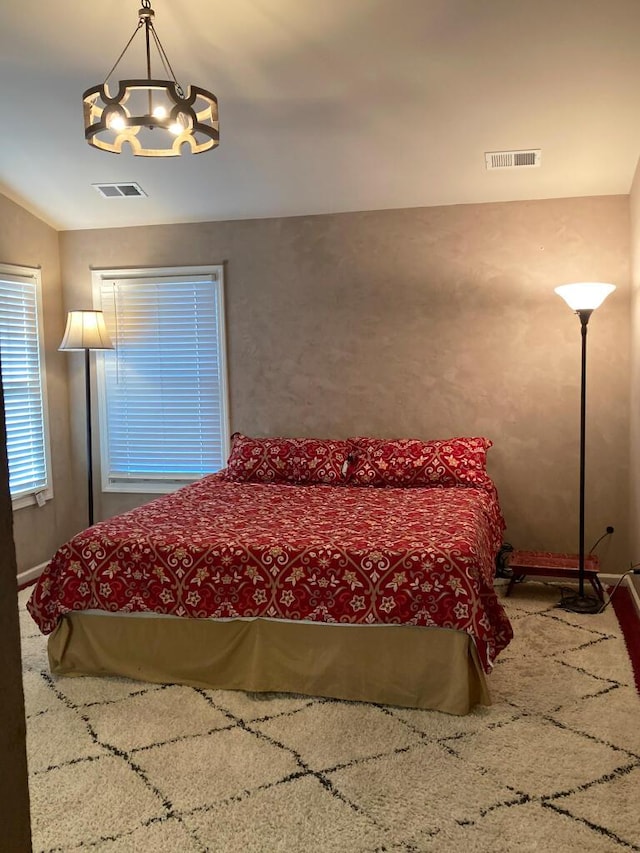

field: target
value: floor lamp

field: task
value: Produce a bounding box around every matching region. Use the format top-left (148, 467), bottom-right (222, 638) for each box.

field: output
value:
top-left (59, 310), bottom-right (114, 528)
top-left (554, 282), bottom-right (615, 614)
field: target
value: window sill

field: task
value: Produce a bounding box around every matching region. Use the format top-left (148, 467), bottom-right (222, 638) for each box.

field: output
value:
top-left (12, 489), bottom-right (53, 511)
top-left (102, 478), bottom-right (201, 496)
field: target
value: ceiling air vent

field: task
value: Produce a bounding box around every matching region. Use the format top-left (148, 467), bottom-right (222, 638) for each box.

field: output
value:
top-left (92, 182), bottom-right (147, 198)
top-left (485, 149), bottom-right (541, 170)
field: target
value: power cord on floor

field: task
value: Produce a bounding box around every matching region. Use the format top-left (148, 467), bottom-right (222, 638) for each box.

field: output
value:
top-left (597, 564), bottom-right (640, 613)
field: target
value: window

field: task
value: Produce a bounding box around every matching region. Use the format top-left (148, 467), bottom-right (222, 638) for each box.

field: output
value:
top-left (93, 265), bottom-right (230, 493)
top-left (0, 264), bottom-right (52, 508)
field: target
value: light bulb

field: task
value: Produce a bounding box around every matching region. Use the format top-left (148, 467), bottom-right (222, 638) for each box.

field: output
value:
top-left (169, 112), bottom-right (191, 135)
top-left (107, 113), bottom-right (126, 132)
top-left (152, 106), bottom-right (167, 120)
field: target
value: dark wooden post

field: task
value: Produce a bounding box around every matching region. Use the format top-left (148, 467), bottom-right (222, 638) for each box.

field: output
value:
top-left (0, 361), bottom-right (33, 850)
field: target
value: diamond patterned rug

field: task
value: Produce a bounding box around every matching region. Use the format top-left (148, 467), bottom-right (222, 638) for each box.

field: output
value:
top-left (19, 581), bottom-right (640, 852)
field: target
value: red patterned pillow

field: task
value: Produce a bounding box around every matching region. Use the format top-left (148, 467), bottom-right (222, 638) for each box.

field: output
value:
top-left (225, 434), bottom-right (351, 485)
top-left (348, 436), bottom-right (493, 488)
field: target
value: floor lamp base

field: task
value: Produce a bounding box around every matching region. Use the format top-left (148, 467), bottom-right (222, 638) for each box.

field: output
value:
top-left (559, 592), bottom-right (602, 614)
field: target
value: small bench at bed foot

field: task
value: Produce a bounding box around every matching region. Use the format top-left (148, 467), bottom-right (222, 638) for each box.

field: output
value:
top-left (505, 549), bottom-right (604, 602)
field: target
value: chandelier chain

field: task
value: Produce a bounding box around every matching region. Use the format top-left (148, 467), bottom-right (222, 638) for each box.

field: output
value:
top-left (100, 5), bottom-right (184, 97)
top-left (148, 25), bottom-right (185, 97)
top-left (102, 20), bottom-right (144, 85)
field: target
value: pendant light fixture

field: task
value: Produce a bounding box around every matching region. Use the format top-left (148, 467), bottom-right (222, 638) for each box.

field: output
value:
top-left (83, 0), bottom-right (219, 157)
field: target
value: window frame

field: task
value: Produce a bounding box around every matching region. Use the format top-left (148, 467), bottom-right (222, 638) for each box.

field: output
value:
top-left (92, 264), bottom-right (230, 495)
top-left (0, 263), bottom-right (53, 510)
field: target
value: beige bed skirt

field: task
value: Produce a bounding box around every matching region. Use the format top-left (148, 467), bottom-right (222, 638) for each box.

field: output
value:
top-left (48, 613), bottom-right (491, 715)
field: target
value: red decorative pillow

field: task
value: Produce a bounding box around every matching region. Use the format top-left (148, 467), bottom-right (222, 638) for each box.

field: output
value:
top-left (225, 434), bottom-right (351, 485)
top-left (347, 436), bottom-right (493, 488)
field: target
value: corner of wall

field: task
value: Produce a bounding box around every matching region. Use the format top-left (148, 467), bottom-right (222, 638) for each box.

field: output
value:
top-left (629, 158), bottom-right (640, 564)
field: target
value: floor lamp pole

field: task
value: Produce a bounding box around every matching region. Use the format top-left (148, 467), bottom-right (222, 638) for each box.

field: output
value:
top-left (59, 309), bottom-right (114, 531)
top-left (577, 311), bottom-right (590, 601)
top-left (562, 309), bottom-right (600, 613)
top-left (84, 348), bottom-right (94, 528)
top-left (554, 280), bottom-right (616, 614)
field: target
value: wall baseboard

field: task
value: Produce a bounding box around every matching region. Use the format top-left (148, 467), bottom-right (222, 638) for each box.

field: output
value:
top-left (17, 562), bottom-right (48, 590)
top-left (600, 573), bottom-right (640, 619)
top-left (625, 577), bottom-right (640, 618)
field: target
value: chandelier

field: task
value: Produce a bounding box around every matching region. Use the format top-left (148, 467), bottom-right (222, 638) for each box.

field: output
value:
top-left (83, 0), bottom-right (219, 157)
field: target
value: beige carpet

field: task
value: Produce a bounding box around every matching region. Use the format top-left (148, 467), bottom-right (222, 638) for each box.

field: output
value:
top-left (19, 581), bottom-right (640, 853)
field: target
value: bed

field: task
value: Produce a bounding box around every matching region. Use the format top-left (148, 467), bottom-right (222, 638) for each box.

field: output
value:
top-left (27, 434), bottom-right (513, 715)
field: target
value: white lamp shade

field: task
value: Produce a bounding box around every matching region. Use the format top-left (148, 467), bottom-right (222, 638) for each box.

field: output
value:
top-left (554, 282), bottom-right (616, 311)
top-left (59, 310), bottom-right (114, 350)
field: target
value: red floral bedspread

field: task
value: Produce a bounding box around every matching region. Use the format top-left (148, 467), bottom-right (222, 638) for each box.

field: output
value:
top-left (27, 474), bottom-right (513, 671)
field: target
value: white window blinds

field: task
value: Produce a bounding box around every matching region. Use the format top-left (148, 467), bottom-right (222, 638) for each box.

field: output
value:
top-left (95, 266), bottom-right (229, 492)
top-left (0, 266), bottom-right (51, 504)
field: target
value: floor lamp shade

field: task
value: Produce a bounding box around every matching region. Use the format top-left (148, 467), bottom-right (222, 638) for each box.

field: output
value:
top-left (554, 282), bottom-right (616, 312)
top-left (554, 281), bottom-right (615, 614)
top-left (59, 310), bottom-right (114, 351)
top-left (59, 310), bottom-right (114, 528)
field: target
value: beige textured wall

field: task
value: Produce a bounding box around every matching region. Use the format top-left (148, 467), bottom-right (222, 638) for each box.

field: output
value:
top-left (60, 196), bottom-right (631, 571)
top-left (0, 193), bottom-right (75, 573)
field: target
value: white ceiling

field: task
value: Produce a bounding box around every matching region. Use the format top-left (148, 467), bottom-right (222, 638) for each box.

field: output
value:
top-left (1, 0), bottom-right (640, 232)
